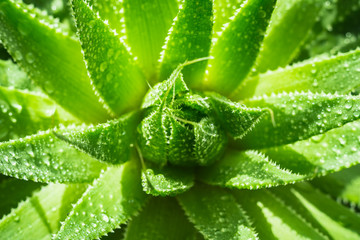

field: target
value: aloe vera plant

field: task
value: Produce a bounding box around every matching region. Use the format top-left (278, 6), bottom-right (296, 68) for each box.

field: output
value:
top-left (0, 0), bottom-right (360, 239)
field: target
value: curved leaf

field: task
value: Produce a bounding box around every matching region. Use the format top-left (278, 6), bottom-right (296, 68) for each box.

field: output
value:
top-left (159, 0), bottom-right (213, 87)
top-left (125, 197), bottom-right (201, 240)
top-left (199, 150), bottom-right (304, 189)
top-left (311, 164), bottom-right (360, 207)
top-left (124, 0), bottom-right (179, 81)
top-left (271, 183), bottom-right (360, 239)
top-left (0, 0), bottom-right (110, 123)
top-left (232, 48), bottom-right (360, 100)
top-left (0, 130), bottom-right (105, 183)
top-left (141, 163), bottom-right (194, 196)
top-left (0, 183), bottom-right (87, 240)
top-left (0, 86), bottom-right (79, 142)
top-left (55, 160), bottom-right (147, 240)
top-left (253, 0), bottom-right (324, 74)
top-left (234, 189), bottom-right (327, 240)
top-left (178, 184), bottom-right (257, 240)
top-left (72, 0), bottom-right (148, 116)
top-left (54, 111), bottom-right (140, 165)
top-left (238, 92), bottom-right (360, 149)
top-left (205, 0), bottom-right (276, 96)
top-left (262, 120), bottom-right (360, 176)
top-left (207, 92), bottom-right (265, 139)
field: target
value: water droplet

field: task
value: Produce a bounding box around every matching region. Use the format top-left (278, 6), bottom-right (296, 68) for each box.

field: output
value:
top-left (100, 62), bottom-right (107, 72)
top-left (25, 52), bottom-right (35, 64)
top-left (101, 214), bottom-right (109, 222)
top-left (14, 51), bottom-right (23, 61)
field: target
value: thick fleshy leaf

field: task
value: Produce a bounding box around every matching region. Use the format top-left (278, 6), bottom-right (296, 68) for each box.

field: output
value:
top-left (0, 59), bottom-right (40, 91)
top-left (159, 0), bottom-right (213, 87)
top-left (312, 164), bottom-right (360, 207)
top-left (124, 0), bottom-right (179, 81)
top-left (125, 197), bottom-right (201, 240)
top-left (72, 0), bottom-right (147, 116)
top-left (253, 0), bottom-right (324, 74)
top-left (262, 120), bottom-right (360, 177)
top-left (0, 0), bottom-right (110, 123)
top-left (271, 183), bottom-right (360, 239)
top-left (199, 150), bottom-right (304, 189)
top-left (0, 130), bottom-right (105, 183)
top-left (0, 183), bottom-right (87, 240)
top-left (0, 178), bottom-right (43, 217)
top-left (205, 0), bottom-right (276, 96)
top-left (87, 0), bottom-right (125, 39)
top-left (232, 48), bottom-right (360, 100)
top-left (238, 92), bottom-right (360, 149)
top-left (55, 160), bottom-right (147, 240)
top-left (0, 86), bottom-right (79, 142)
top-left (213, 0), bottom-right (245, 35)
top-left (178, 184), bottom-right (257, 240)
top-left (234, 189), bottom-right (327, 240)
top-left (54, 111), bottom-right (140, 165)
top-left (141, 163), bottom-right (194, 196)
top-left (207, 92), bottom-right (265, 139)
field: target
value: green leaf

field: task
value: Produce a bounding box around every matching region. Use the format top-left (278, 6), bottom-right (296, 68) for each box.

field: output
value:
top-left (262, 120), bottom-right (360, 177)
top-left (0, 86), bottom-right (79, 142)
top-left (271, 183), bottom-right (360, 240)
top-left (72, 0), bottom-right (148, 116)
top-left (0, 59), bottom-right (40, 91)
top-left (253, 0), bottom-right (324, 74)
top-left (234, 189), bottom-right (327, 240)
top-left (0, 178), bottom-right (43, 217)
top-left (87, 0), bottom-right (125, 39)
top-left (199, 150), bottom-right (304, 189)
top-left (205, 0), bottom-right (276, 96)
top-left (159, 0), bottom-right (213, 87)
top-left (232, 48), bottom-right (360, 100)
top-left (178, 184), bottom-right (257, 240)
top-left (238, 92), bottom-right (360, 149)
top-left (55, 160), bottom-right (147, 240)
top-left (311, 164), bottom-right (360, 207)
top-left (213, 0), bottom-right (245, 35)
top-left (125, 197), bottom-right (201, 240)
top-left (54, 111), bottom-right (140, 165)
top-left (0, 0), bottom-right (110, 123)
top-left (141, 163), bottom-right (194, 196)
top-left (124, 0), bottom-right (179, 82)
top-left (0, 129), bottom-right (105, 183)
top-left (207, 92), bottom-right (265, 139)
top-left (0, 183), bottom-right (87, 240)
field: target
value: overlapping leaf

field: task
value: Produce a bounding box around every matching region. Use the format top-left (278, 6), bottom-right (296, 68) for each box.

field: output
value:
top-left (0, 86), bottom-right (79, 142)
top-left (205, 0), bottom-right (276, 96)
top-left (206, 92), bottom-right (265, 139)
top-left (178, 184), bottom-right (257, 240)
top-left (311, 164), bottom-right (360, 207)
top-left (141, 163), bottom-right (194, 196)
top-left (234, 189), bottom-right (327, 239)
top-left (0, 0), bottom-right (110, 123)
top-left (0, 183), bottom-right (87, 240)
top-left (262, 120), bottom-right (360, 176)
top-left (54, 111), bottom-right (140, 165)
top-left (271, 183), bottom-right (360, 239)
top-left (233, 48), bottom-right (360, 100)
top-left (125, 197), bottom-right (201, 240)
top-left (253, 0), bottom-right (324, 74)
top-left (72, 0), bottom-right (147, 116)
top-left (238, 92), bottom-right (360, 149)
top-left (159, 0), bottom-right (213, 87)
top-left (124, 0), bottom-right (179, 82)
top-left (199, 150), bottom-right (304, 189)
top-left (0, 129), bottom-right (105, 183)
top-left (55, 160), bottom-right (147, 240)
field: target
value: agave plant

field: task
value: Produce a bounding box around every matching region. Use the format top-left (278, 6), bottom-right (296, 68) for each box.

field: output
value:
top-left (0, 0), bottom-right (360, 239)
